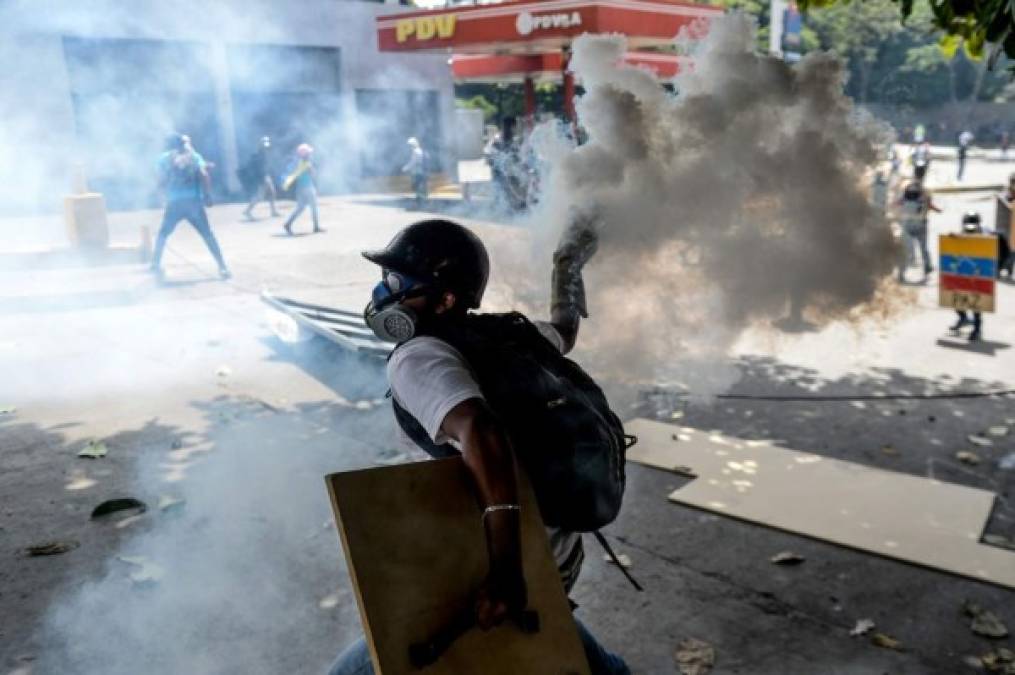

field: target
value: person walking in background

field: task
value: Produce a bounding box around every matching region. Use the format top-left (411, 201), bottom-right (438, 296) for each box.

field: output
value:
top-left (281, 143), bottom-right (320, 235)
top-left (996, 172), bottom-right (1015, 277)
top-left (895, 179), bottom-right (941, 282)
top-left (911, 139), bottom-right (932, 182)
top-left (402, 137), bottom-right (427, 208)
top-left (241, 135), bottom-right (279, 221)
top-left (957, 129), bottom-right (974, 181)
top-left (150, 132), bottom-right (230, 281)
top-left (1000, 130), bottom-right (1010, 161)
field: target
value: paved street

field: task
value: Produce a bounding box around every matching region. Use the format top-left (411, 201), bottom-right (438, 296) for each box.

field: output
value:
top-left (1, 179), bottom-right (1013, 674)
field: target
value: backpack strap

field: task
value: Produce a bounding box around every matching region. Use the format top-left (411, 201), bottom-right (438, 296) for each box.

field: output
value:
top-left (593, 531), bottom-right (643, 592)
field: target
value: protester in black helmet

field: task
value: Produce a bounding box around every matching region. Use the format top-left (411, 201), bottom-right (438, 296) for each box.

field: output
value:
top-left (329, 218), bottom-right (630, 675)
top-left (949, 211), bottom-right (986, 341)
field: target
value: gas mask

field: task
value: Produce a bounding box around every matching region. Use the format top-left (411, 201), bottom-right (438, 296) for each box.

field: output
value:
top-left (363, 270), bottom-right (430, 343)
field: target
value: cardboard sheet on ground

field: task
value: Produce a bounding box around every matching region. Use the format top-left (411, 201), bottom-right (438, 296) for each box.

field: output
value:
top-left (626, 418), bottom-right (1015, 589)
top-left (326, 458), bottom-right (590, 675)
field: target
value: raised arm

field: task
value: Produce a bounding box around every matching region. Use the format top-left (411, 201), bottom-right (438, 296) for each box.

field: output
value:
top-left (550, 212), bottom-right (600, 353)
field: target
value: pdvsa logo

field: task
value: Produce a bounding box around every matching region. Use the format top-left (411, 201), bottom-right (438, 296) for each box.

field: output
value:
top-left (515, 10), bottom-right (583, 36)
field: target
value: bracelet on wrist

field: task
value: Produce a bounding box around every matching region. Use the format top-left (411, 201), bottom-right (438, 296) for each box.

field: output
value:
top-left (482, 504), bottom-right (520, 520)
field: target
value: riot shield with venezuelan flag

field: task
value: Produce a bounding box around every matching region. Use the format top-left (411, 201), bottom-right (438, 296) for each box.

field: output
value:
top-left (938, 234), bottom-right (998, 313)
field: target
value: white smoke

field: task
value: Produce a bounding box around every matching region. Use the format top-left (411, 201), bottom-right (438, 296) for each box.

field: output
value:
top-left (528, 14), bottom-right (898, 395)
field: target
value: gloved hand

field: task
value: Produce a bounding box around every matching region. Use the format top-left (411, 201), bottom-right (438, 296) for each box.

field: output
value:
top-left (553, 210), bottom-right (600, 270)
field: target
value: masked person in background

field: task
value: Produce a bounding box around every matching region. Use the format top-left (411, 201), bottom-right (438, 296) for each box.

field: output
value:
top-left (150, 132), bottom-right (230, 281)
top-left (282, 143), bottom-right (321, 235)
top-left (911, 140), bottom-right (932, 182)
top-left (242, 135), bottom-right (279, 221)
top-left (896, 180), bottom-right (940, 282)
top-left (402, 137), bottom-right (427, 208)
top-left (329, 218), bottom-right (633, 675)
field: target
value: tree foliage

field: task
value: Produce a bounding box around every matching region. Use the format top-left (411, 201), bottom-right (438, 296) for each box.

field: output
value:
top-left (799, 0), bottom-right (1015, 66)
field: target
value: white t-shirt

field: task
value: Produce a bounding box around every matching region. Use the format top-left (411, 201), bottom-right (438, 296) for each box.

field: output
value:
top-left (386, 320), bottom-right (584, 591)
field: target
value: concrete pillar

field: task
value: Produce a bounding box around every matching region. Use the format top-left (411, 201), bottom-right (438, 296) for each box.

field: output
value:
top-left (209, 41), bottom-right (242, 194)
top-left (523, 76), bottom-right (536, 129)
top-left (562, 48), bottom-right (576, 125)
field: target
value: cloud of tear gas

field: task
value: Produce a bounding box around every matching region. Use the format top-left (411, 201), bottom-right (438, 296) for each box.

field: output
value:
top-left (527, 14), bottom-right (899, 397)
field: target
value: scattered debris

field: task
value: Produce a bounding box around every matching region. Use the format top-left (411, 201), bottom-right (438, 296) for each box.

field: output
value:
top-left (0, 405), bottom-right (16, 415)
top-left (769, 551), bottom-right (805, 566)
top-left (870, 632), bottom-right (903, 650)
top-left (603, 553), bottom-right (633, 569)
top-left (999, 453), bottom-right (1015, 471)
top-left (881, 444), bottom-right (899, 456)
top-left (968, 435), bottom-right (994, 448)
top-left (850, 619), bottom-right (876, 637)
top-left (988, 426), bottom-right (1010, 437)
top-left (215, 365), bottom-right (232, 377)
top-left (117, 555), bottom-right (165, 586)
top-left (978, 648), bottom-right (1015, 674)
top-left (957, 451), bottom-right (982, 466)
top-left (77, 440), bottom-right (108, 459)
top-left (157, 495), bottom-right (185, 513)
top-left (965, 601), bottom-right (1009, 639)
top-left (26, 540), bottom-right (79, 556)
top-left (674, 637), bottom-right (715, 675)
top-left (91, 498), bottom-right (147, 519)
top-left (115, 514), bottom-right (145, 529)
top-left (984, 534), bottom-right (1015, 550)
top-left (670, 410), bottom-right (684, 420)
top-left (170, 439), bottom-right (183, 450)
top-left (65, 470), bottom-right (97, 491)
top-left (319, 593), bottom-right (340, 610)
top-left (927, 415), bottom-right (936, 423)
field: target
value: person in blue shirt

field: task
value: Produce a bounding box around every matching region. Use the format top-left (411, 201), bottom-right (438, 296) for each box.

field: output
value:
top-left (150, 133), bottom-right (230, 280)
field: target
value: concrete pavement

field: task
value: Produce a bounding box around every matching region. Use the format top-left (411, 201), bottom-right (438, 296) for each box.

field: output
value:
top-left (1, 190), bottom-right (1013, 674)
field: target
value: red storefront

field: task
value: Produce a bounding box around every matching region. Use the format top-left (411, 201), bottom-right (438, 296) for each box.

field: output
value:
top-left (376, 0), bottom-right (723, 121)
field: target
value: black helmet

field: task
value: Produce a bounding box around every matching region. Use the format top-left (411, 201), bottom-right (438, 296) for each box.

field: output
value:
top-left (362, 219), bottom-right (490, 309)
top-left (962, 211), bottom-right (982, 233)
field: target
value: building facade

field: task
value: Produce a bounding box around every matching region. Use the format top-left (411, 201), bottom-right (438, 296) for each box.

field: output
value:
top-left (0, 0), bottom-right (455, 212)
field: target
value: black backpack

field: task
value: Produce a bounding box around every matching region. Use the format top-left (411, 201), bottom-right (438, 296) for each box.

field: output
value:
top-left (391, 312), bottom-right (634, 533)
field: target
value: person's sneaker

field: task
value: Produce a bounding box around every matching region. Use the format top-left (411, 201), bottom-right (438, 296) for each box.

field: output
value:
top-left (284, 223), bottom-right (293, 236)
top-left (924, 265), bottom-right (934, 274)
top-left (313, 227), bottom-right (325, 234)
top-left (219, 267), bottom-right (232, 280)
top-left (242, 211), bottom-right (255, 222)
top-left (968, 329), bottom-right (981, 342)
top-left (950, 317), bottom-right (970, 331)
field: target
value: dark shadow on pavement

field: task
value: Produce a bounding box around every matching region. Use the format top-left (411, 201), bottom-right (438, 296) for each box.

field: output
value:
top-left (936, 336), bottom-right (1012, 356)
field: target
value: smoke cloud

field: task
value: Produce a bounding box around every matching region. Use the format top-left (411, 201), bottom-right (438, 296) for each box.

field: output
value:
top-left (528, 14), bottom-right (899, 395)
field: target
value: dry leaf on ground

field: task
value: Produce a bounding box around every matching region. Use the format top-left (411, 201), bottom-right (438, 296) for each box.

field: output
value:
top-left (77, 441), bottom-right (108, 459)
top-left (871, 633), bottom-right (902, 650)
top-left (26, 541), bottom-right (79, 556)
top-left (770, 551), bottom-right (806, 565)
top-left (675, 637), bottom-right (715, 675)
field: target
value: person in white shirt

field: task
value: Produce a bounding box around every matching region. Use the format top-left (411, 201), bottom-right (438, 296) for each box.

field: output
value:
top-left (328, 218), bottom-right (629, 675)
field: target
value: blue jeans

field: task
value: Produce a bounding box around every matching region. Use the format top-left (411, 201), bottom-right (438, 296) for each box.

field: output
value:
top-left (327, 617), bottom-right (629, 675)
top-left (152, 198), bottom-right (226, 270)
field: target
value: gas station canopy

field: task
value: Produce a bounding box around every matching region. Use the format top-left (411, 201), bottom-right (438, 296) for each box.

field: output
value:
top-left (376, 0), bottom-right (723, 82)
